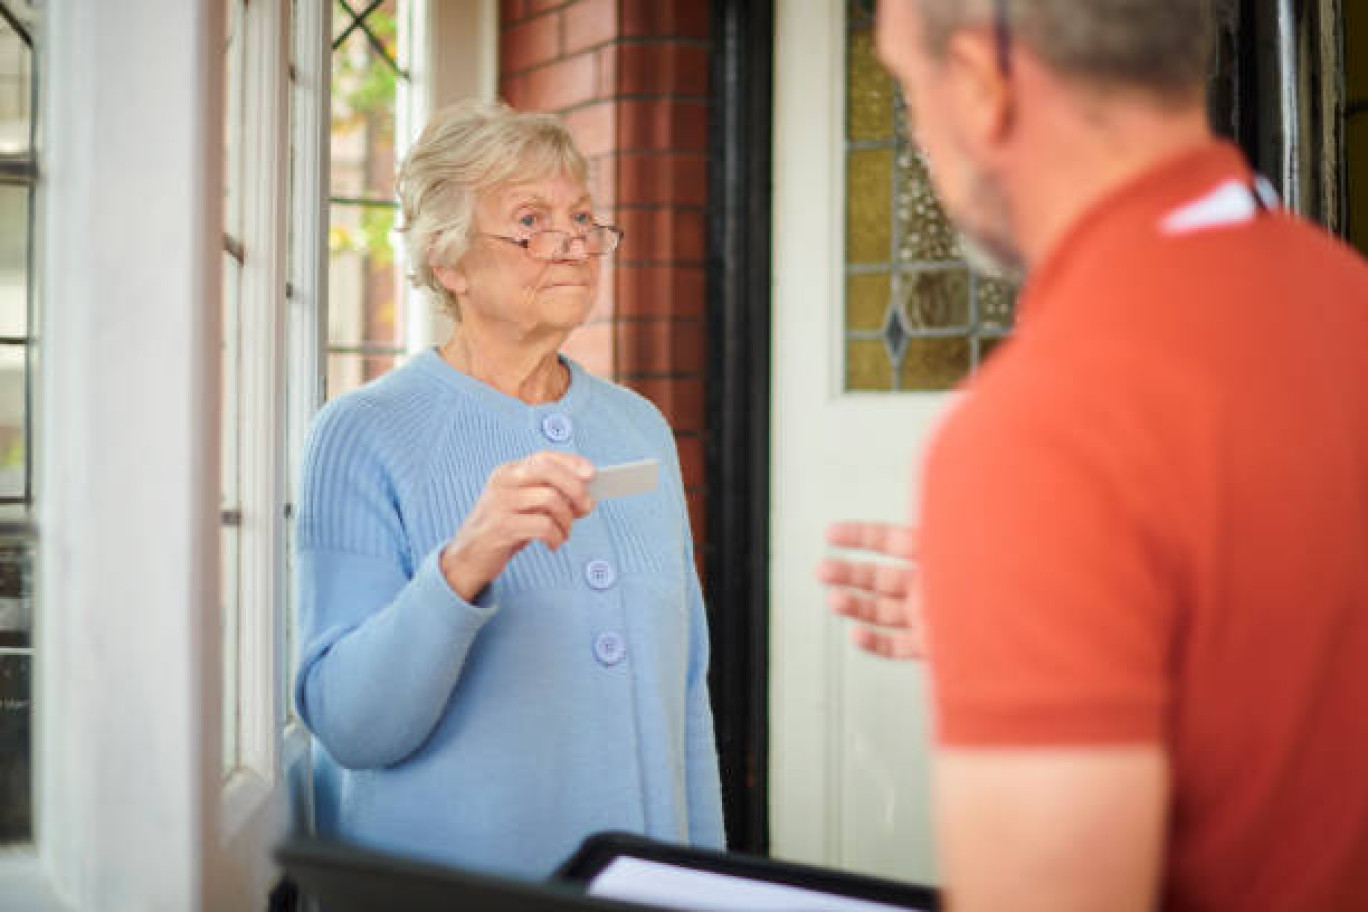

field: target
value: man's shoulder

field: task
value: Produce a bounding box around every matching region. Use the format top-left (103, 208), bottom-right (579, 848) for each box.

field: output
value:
top-left (1061, 205), bottom-right (1368, 325)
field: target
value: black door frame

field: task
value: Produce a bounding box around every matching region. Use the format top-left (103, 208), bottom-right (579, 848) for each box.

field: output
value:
top-left (703, 0), bottom-right (774, 855)
top-left (1212, 0), bottom-right (1347, 233)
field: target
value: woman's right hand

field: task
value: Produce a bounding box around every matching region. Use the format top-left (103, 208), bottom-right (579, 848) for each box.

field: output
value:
top-left (439, 450), bottom-right (595, 602)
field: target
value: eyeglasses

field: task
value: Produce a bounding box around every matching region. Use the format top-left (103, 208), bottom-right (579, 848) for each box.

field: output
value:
top-left (479, 224), bottom-right (624, 261)
top-left (994, 0), bottom-right (1012, 78)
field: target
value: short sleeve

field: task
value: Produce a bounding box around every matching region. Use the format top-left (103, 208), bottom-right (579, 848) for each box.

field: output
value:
top-left (920, 361), bottom-right (1181, 747)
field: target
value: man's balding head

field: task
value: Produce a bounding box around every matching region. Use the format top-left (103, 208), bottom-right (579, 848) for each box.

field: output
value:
top-left (916, 0), bottom-right (1214, 104)
top-left (875, 0), bottom-right (1216, 274)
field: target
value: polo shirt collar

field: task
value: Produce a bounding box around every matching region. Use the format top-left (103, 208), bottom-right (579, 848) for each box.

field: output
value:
top-left (1018, 140), bottom-right (1258, 325)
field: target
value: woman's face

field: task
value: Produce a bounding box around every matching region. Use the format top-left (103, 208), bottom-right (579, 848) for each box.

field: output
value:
top-left (437, 171), bottom-right (601, 337)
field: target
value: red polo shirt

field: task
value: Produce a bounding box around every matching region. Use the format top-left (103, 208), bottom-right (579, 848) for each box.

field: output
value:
top-left (920, 142), bottom-right (1368, 910)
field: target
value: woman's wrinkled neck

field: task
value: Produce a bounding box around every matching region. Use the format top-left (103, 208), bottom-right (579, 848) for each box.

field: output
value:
top-left (439, 324), bottom-right (570, 405)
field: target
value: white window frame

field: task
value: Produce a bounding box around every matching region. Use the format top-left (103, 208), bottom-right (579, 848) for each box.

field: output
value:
top-left (0, 0), bottom-right (329, 907)
top-left (405, 0), bottom-right (499, 350)
top-left (283, 0), bottom-right (333, 840)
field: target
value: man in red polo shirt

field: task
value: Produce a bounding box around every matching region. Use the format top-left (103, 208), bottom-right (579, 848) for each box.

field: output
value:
top-left (819, 1), bottom-right (1368, 910)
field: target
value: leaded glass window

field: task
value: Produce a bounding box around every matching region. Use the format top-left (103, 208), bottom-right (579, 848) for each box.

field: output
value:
top-left (844, 0), bottom-right (1016, 392)
top-left (0, 0), bottom-right (37, 848)
top-left (329, 0), bottom-right (409, 398)
top-left (222, 0), bottom-right (246, 775)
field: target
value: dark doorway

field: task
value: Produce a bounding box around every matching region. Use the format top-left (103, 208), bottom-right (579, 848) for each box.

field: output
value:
top-left (703, 0), bottom-right (773, 856)
top-left (1211, 0), bottom-right (1348, 234)
top-left (1346, 0), bottom-right (1367, 255)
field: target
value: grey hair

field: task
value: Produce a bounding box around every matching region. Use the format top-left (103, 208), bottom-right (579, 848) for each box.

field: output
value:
top-left (916, 0), bottom-right (1214, 101)
top-left (396, 99), bottom-right (590, 316)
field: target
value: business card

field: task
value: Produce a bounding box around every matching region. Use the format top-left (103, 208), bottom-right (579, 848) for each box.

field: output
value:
top-left (589, 458), bottom-right (659, 501)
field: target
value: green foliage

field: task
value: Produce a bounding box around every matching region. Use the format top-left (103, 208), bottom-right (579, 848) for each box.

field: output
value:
top-left (328, 205), bottom-right (395, 265)
top-left (1, 437), bottom-right (20, 469)
top-left (332, 4), bottom-right (400, 133)
top-left (360, 206), bottom-right (396, 265)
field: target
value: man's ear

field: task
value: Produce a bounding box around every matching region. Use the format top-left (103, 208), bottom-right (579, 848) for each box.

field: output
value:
top-left (944, 29), bottom-right (1014, 146)
top-left (432, 263), bottom-right (468, 297)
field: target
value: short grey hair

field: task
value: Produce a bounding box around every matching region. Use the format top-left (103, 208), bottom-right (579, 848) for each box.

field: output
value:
top-left (916, 0), bottom-right (1213, 101)
top-left (396, 100), bottom-right (589, 315)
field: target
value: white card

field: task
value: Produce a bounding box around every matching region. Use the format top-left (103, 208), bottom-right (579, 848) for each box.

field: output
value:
top-left (589, 458), bottom-right (659, 501)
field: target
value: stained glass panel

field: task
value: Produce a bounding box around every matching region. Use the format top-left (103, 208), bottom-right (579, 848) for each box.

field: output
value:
top-left (900, 268), bottom-right (970, 330)
top-left (843, 0), bottom-right (1017, 391)
top-left (847, 28), bottom-right (894, 142)
top-left (845, 147), bottom-right (893, 265)
top-left (900, 338), bottom-right (970, 391)
top-left (896, 148), bottom-right (960, 263)
top-left (847, 338), bottom-right (894, 391)
top-left (977, 274), bottom-right (1017, 333)
top-left (847, 272), bottom-right (890, 332)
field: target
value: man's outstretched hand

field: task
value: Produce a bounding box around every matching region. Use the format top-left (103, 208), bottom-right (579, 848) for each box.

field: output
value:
top-left (816, 521), bottom-right (926, 659)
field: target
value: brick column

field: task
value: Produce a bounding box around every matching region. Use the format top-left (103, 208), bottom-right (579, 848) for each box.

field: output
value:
top-left (500, 0), bottom-right (711, 555)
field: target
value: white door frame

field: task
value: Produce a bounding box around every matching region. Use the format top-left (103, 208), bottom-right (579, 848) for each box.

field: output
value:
top-left (31, 0), bottom-right (221, 907)
top-left (0, 1), bottom-right (329, 908)
top-left (769, 0), bottom-right (948, 884)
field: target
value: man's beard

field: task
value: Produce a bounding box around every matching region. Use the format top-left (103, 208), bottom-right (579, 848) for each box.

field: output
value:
top-left (958, 228), bottom-right (1024, 283)
top-left (948, 160), bottom-right (1026, 283)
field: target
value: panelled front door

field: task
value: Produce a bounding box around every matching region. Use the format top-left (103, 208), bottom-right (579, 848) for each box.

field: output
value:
top-left (767, 0), bottom-right (1017, 885)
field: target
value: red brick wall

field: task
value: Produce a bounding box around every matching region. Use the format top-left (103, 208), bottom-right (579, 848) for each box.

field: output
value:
top-left (500, 0), bottom-right (711, 553)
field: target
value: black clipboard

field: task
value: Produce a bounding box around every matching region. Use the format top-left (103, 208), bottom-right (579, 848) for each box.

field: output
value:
top-left (275, 835), bottom-right (673, 912)
top-left (554, 832), bottom-right (941, 911)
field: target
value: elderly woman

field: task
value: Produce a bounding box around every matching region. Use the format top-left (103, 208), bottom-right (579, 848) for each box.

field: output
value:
top-left (293, 101), bottom-right (724, 878)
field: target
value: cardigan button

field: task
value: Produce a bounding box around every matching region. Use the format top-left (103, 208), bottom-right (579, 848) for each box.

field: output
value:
top-left (585, 558), bottom-right (617, 591)
top-left (593, 632), bottom-right (626, 666)
top-left (541, 413), bottom-right (573, 444)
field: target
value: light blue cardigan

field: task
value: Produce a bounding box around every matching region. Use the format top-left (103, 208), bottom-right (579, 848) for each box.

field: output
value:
top-left (294, 349), bottom-right (725, 878)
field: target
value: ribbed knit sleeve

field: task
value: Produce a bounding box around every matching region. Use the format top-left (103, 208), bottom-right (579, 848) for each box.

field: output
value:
top-left (294, 396), bottom-right (498, 770)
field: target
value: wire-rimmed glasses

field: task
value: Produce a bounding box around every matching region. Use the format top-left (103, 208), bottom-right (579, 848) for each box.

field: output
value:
top-left (479, 224), bottom-right (624, 261)
top-left (994, 0), bottom-right (1012, 77)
